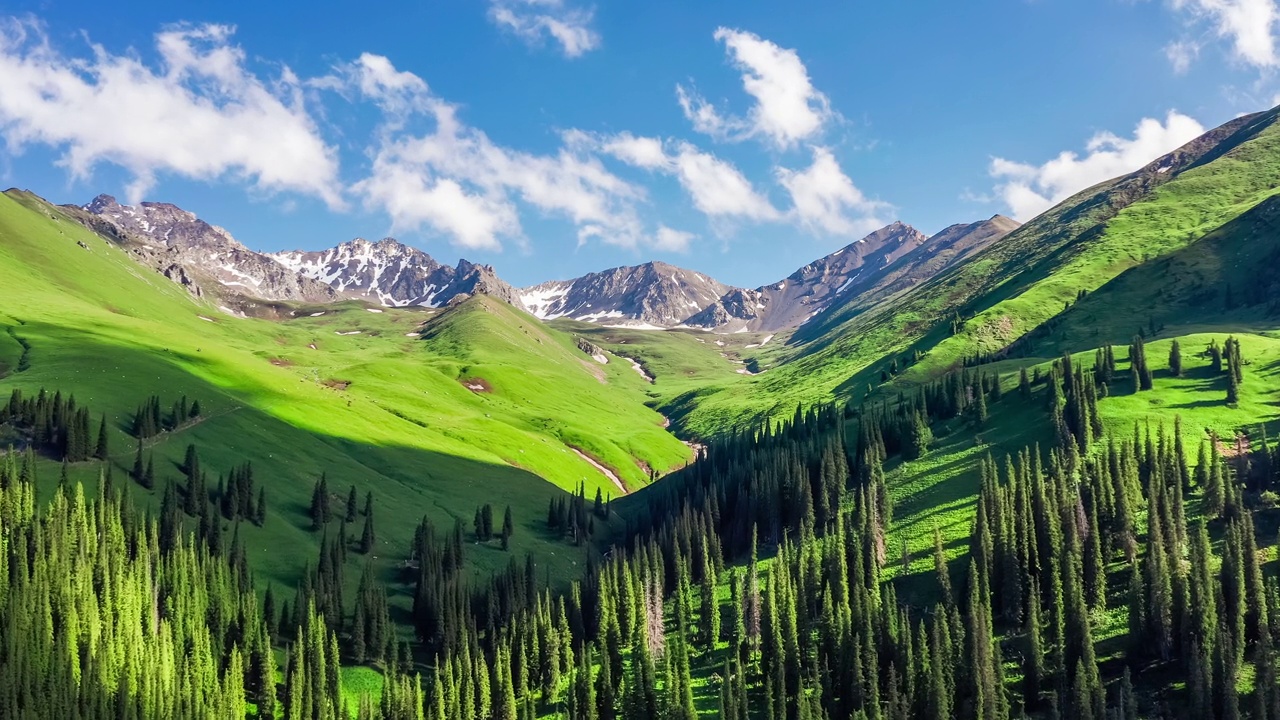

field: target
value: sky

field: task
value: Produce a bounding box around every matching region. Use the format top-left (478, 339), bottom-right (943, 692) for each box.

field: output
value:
top-left (0, 1), bottom-right (1276, 289)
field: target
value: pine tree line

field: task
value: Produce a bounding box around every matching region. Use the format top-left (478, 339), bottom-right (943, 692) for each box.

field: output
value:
top-left (2, 387), bottom-right (105, 462)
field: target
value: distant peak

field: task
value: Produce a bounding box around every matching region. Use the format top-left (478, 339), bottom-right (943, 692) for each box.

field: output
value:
top-left (84, 194), bottom-right (120, 212)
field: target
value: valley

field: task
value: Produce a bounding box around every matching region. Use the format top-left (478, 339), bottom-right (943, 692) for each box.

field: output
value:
top-left (5, 97), bottom-right (1280, 719)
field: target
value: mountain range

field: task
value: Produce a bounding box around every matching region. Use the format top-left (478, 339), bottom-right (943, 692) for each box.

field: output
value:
top-left (73, 194), bottom-right (1019, 334)
top-left (6, 102), bottom-right (1280, 718)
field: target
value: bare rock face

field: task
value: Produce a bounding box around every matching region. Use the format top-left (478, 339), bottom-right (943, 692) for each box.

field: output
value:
top-left (69, 193), bottom-right (1016, 332)
top-left (520, 261), bottom-right (731, 328)
top-left (271, 239), bottom-right (526, 310)
top-left (516, 220), bottom-right (1020, 333)
top-left (77, 196), bottom-right (526, 311)
top-left (80, 195), bottom-right (337, 304)
top-left (682, 222), bottom-right (929, 332)
top-left (688, 218), bottom-right (1019, 333)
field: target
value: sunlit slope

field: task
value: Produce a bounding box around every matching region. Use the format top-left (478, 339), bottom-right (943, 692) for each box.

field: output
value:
top-left (672, 107), bottom-right (1280, 435)
top-left (0, 189), bottom-right (689, 588)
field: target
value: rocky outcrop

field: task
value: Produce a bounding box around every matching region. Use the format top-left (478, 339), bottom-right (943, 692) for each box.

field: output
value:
top-left (79, 195), bottom-right (337, 303)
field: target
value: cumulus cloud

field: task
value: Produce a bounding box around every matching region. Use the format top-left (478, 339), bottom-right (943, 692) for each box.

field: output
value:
top-left (596, 132), bottom-right (671, 170)
top-left (677, 27), bottom-right (833, 149)
top-left (573, 130), bottom-right (779, 222)
top-left (670, 142), bottom-right (780, 221)
top-left (487, 0), bottom-right (600, 58)
top-left (582, 131), bottom-right (892, 235)
top-left (1168, 0), bottom-right (1280, 70)
top-left (340, 56), bottom-right (645, 251)
top-left (311, 52), bottom-right (434, 124)
top-left (777, 147), bottom-right (888, 235)
top-left (0, 18), bottom-right (342, 206)
top-left (987, 111), bottom-right (1206, 221)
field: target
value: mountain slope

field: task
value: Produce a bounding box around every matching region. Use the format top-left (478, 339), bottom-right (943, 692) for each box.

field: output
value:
top-left (666, 106), bottom-right (1280, 436)
top-left (0, 188), bottom-right (691, 589)
top-left (273, 238), bottom-right (526, 309)
top-left (789, 215), bottom-right (1020, 342)
top-left (687, 222), bottom-right (930, 332)
top-left (521, 261), bottom-right (732, 328)
top-left (1036, 192), bottom-right (1280, 354)
top-left (74, 194), bottom-right (339, 306)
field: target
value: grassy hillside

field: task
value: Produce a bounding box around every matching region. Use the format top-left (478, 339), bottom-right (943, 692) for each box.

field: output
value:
top-left (664, 108), bottom-right (1280, 438)
top-left (0, 189), bottom-right (691, 593)
top-left (556, 320), bottom-right (790, 438)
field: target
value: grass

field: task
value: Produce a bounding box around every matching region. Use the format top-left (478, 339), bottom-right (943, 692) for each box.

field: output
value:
top-left (5, 106), bottom-right (1280, 709)
top-left (658, 107), bottom-right (1280, 439)
top-left (882, 330), bottom-right (1280, 609)
top-left (0, 189), bottom-right (691, 598)
top-left (555, 320), bottom-right (782, 439)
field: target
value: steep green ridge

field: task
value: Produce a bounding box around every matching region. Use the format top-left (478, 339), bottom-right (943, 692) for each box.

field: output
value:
top-left (1038, 194), bottom-right (1280, 354)
top-left (669, 108), bottom-right (1280, 437)
top-left (0, 189), bottom-right (690, 590)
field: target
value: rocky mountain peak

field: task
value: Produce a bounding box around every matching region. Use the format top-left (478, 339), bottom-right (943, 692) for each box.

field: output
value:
top-left (81, 195), bottom-right (337, 305)
top-left (520, 261), bottom-right (731, 328)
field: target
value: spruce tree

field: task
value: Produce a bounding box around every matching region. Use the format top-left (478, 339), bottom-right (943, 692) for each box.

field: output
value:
top-left (311, 474), bottom-right (330, 530)
top-left (94, 414), bottom-right (109, 460)
top-left (132, 438), bottom-right (144, 482)
top-left (502, 505), bottom-right (515, 551)
top-left (360, 503), bottom-right (375, 554)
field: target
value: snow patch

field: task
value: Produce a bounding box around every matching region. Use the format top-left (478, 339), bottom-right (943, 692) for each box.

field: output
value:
top-left (366, 308), bottom-right (384, 313)
top-left (197, 315), bottom-right (216, 323)
top-left (603, 322), bottom-right (667, 331)
top-left (591, 353), bottom-right (609, 365)
top-left (618, 356), bottom-right (654, 383)
top-left (334, 331), bottom-right (362, 336)
top-left (309, 312), bottom-right (326, 317)
top-left (520, 284), bottom-right (572, 319)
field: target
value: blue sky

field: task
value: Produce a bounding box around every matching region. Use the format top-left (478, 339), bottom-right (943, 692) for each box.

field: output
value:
top-left (0, 1), bottom-right (1275, 288)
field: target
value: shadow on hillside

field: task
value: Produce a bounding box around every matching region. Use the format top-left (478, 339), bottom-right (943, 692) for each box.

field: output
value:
top-left (3, 321), bottom-right (612, 598)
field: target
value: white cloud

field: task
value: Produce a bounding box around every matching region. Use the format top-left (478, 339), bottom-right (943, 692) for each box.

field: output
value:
top-left (677, 27), bottom-right (833, 149)
top-left (0, 19), bottom-right (342, 206)
top-left (987, 111), bottom-right (1206, 221)
top-left (344, 56), bottom-right (645, 251)
top-left (1164, 40), bottom-right (1201, 74)
top-left (1169, 0), bottom-right (1280, 70)
top-left (574, 130), bottom-right (779, 221)
top-left (487, 0), bottom-right (600, 58)
top-left (671, 142), bottom-right (780, 221)
top-left (581, 131), bottom-right (889, 235)
top-left (596, 132), bottom-right (671, 170)
top-left (777, 147), bottom-right (888, 235)
top-left (653, 226), bottom-right (695, 253)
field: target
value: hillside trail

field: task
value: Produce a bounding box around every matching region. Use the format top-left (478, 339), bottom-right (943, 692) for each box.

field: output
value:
top-left (570, 446), bottom-right (629, 496)
top-left (110, 404), bottom-right (244, 460)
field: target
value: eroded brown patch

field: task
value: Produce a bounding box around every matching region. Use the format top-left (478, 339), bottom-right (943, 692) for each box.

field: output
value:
top-left (460, 377), bottom-right (492, 393)
top-left (268, 357), bottom-right (294, 367)
top-left (322, 379), bottom-right (352, 391)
